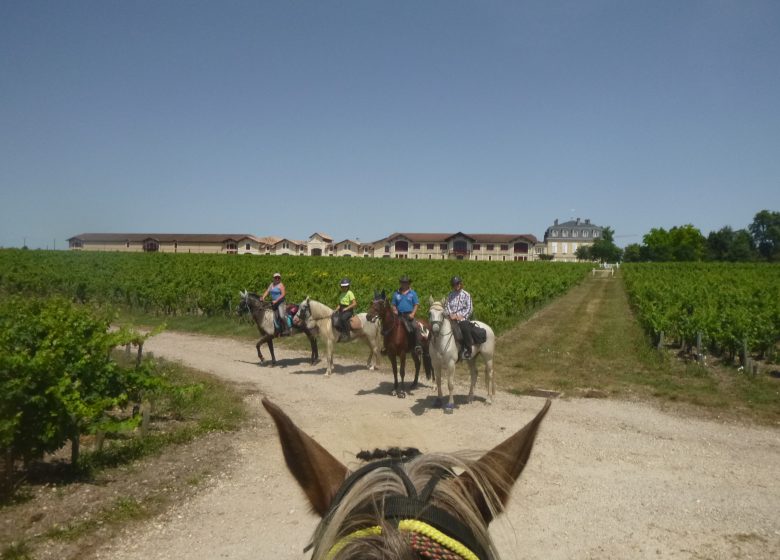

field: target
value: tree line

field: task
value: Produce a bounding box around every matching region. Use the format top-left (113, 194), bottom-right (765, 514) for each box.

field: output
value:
top-left (576, 210), bottom-right (779, 263)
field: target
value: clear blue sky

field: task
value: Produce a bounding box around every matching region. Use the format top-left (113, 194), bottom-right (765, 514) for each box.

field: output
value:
top-left (1, 1), bottom-right (778, 249)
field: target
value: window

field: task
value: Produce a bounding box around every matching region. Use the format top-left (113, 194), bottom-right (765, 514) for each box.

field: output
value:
top-left (427, 244), bottom-right (434, 250)
top-left (513, 242), bottom-right (529, 254)
top-left (385, 245), bottom-right (390, 253)
top-left (395, 241), bottom-right (409, 252)
top-left (500, 244), bottom-right (508, 251)
top-left (143, 240), bottom-right (159, 252)
top-left (572, 230), bottom-right (579, 237)
top-left (562, 230), bottom-right (568, 237)
top-left (453, 240), bottom-right (467, 253)
top-left (226, 242), bottom-right (238, 253)
top-left (413, 243), bottom-right (420, 250)
top-left (552, 230), bottom-right (558, 237)
top-left (486, 244), bottom-right (494, 251)
top-left (572, 243), bottom-right (578, 253)
top-left (593, 231), bottom-right (600, 238)
top-left (70, 239), bottom-right (83, 249)
top-left (552, 242), bottom-right (558, 254)
top-left (582, 230), bottom-right (589, 237)
top-left (472, 244), bottom-right (481, 250)
top-left (245, 243), bottom-right (251, 250)
top-left (562, 243), bottom-right (568, 254)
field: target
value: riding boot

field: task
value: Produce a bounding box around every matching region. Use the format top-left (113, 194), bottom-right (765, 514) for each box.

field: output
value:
top-left (460, 321), bottom-right (473, 360)
top-left (413, 328), bottom-right (423, 355)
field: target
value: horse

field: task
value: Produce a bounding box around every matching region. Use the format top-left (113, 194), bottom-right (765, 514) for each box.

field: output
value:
top-left (261, 397), bottom-right (551, 560)
top-left (237, 290), bottom-right (319, 366)
top-left (293, 297), bottom-right (382, 376)
top-left (367, 291), bottom-right (432, 398)
top-left (427, 298), bottom-right (496, 412)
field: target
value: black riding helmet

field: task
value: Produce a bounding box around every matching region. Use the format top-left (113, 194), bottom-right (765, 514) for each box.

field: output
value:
top-left (340, 277), bottom-right (351, 287)
top-left (451, 276), bottom-right (462, 286)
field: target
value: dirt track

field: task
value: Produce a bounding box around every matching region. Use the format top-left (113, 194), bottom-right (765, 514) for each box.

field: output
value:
top-left (93, 331), bottom-right (780, 559)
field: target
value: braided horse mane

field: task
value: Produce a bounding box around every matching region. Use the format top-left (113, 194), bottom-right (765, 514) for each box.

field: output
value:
top-left (262, 399), bottom-right (550, 559)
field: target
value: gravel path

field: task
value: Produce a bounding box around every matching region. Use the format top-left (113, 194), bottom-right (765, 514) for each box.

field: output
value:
top-left (94, 331), bottom-right (780, 559)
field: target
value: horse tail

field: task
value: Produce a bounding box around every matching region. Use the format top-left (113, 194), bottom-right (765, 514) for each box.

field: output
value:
top-left (423, 352), bottom-right (433, 380)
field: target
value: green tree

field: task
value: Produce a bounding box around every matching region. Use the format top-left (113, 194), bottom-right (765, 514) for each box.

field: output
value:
top-left (575, 244), bottom-right (592, 261)
top-left (668, 224), bottom-right (706, 261)
top-left (707, 227), bottom-right (756, 261)
top-left (749, 210), bottom-right (780, 261)
top-left (622, 243), bottom-right (643, 262)
top-left (589, 226), bottom-right (623, 263)
top-left (641, 228), bottom-right (673, 261)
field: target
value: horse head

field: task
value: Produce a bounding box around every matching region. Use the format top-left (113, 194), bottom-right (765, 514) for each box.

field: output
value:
top-left (262, 397), bottom-right (551, 560)
top-left (366, 290), bottom-right (386, 321)
top-left (293, 296), bottom-right (311, 327)
top-left (428, 297), bottom-right (446, 335)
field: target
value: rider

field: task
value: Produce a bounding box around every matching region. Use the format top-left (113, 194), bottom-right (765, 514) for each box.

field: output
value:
top-left (333, 277), bottom-right (357, 342)
top-left (262, 272), bottom-right (290, 336)
top-left (392, 274), bottom-right (422, 355)
top-left (444, 275), bottom-right (474, 360)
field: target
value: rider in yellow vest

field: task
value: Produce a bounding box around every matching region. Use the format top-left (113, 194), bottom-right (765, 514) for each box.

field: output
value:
top-left (333, 277), bottom-right (356, 342)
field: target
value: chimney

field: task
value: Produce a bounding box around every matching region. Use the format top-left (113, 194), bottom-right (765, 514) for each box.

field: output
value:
top-left (576, 217), bottom-right (580, 224)
top-left (554, 218), bottom-right (558, 226)
top-left (585, 219), bottom-right (590, 225)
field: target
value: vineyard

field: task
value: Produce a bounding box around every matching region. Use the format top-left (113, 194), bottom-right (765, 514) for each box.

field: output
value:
top-left (622, 263), bottom-right (780, 359)
top-left (0, 250), bottom-right (592, 334)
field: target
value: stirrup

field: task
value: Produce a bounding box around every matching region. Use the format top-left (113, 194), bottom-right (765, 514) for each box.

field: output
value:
top-left (414, 345), bottom-right (423, 355)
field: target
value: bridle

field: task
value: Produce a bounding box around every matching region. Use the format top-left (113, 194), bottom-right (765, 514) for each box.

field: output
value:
top-left (428, 303), bottom-right (456, 354)
top-left (308, 455), bottom-right (489, 560)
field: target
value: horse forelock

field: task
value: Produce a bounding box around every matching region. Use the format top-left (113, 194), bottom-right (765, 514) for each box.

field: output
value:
top-left (310, 453), bottom-right (499, 560)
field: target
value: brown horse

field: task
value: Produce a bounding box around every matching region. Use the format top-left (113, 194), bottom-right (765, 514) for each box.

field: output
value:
top-left (262, 397), bottom-right (551, 560)
top-left (237, 290), bottom-right (318, 366)
top-left (367, 291), bottom-right (432, 398)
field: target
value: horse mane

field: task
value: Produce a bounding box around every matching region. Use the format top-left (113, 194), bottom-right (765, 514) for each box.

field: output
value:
top-left (307, 298), bottom-right (334, 320)
top-left (309, 453), bottom-right (505, 560)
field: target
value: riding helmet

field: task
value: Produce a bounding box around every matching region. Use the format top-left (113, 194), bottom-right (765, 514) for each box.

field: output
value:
top-left (340, 277), bottom-right (351, 287)
top-left (451, 275), bottom-right (462, 286)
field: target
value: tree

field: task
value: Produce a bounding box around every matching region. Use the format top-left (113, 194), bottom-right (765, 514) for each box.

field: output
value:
top-left (642, 228), bottom-right (673, 261)
top-left (749, 210), bottom-right (780, 261)
top-left (622, 243), bottom-right (643, 262)
top-left (589, 226), bottom-right (623, 263)
top-left (707, 226), bottom-right (756, 261)
top-left (575, 244), bottom-right (592, 261)
top-left (668, 224), bottom-right (706, 261)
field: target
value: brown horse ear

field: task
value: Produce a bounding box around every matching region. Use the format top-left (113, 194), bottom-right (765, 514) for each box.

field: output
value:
top-left (459, 399), bottom-right (551, 524)
top-left (262, 398), bottom-right (348, 517)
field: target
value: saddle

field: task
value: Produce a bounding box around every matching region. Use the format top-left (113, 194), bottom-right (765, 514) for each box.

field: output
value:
top-left (274, 305), bottom-right (299, 332)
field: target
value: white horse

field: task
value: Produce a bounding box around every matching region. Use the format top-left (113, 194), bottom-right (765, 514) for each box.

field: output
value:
top-left (427, 297), bottom-right (496, 412)
top-left (293, 297), bottom-right (382, 376)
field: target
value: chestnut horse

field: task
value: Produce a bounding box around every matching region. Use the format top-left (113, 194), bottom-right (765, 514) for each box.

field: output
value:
top-left (237, 290), bottom-right (318, 366)
top-left (262, 397), bottom-right (551, 560)
top-left (367, 291), bottom-right (432, 398)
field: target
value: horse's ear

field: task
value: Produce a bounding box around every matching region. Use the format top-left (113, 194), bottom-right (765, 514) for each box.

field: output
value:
top-left (459, 399), bottom-right (551, 524)
top-left (262, 398), bottom-right (348, 517)
top-left (428, 295), bottom-right (434, 305)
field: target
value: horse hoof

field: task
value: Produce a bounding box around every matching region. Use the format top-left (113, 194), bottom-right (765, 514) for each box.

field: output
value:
top-left (398, 391), bottom-right (406, 399)
top-left (410, 382), bottom-right (418, 390)
top-left (391, 390), bottom-right (397, 397)
top-left (444, 403), bottom-right (455, 414)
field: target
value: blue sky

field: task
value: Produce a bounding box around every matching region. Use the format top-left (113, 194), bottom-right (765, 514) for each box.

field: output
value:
top-left (1, 0), bottom-right (778, 248)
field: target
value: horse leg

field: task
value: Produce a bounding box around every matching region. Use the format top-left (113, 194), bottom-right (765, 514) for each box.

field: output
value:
top-left (390, 354), bottom-right (399, 396)
top-left (445, 361), bottom-right (456, 412)
top-left (268, 338), bottom-right (276, 366)
top-left (256, 339), bottom-right (265, 363)
top-left (307, 332), bottom-right (319, 365)
top-left (325, 337), bottom-right (334, 377)
top-left (410, 353), bottom-right (421, 390)
top-left (467, 357), bottom-right (479, 404)
top-left (397, 353), bottom-right (407, 399)
top-left (484, 356), bottom-right (495, 405)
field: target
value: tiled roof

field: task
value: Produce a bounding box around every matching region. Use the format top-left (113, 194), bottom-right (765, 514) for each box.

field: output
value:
top-left (385, 232), bottom-right (538, 244)
top-left (309, 232), bottom-right (333, 241)
top-left (68, 233), bottom-right (262, 243)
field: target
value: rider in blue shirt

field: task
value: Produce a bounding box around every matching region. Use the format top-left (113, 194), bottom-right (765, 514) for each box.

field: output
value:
top-left (262, 272), bottom-right (290, 336)
top-left (392, 275), bottom-right (422, 354)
